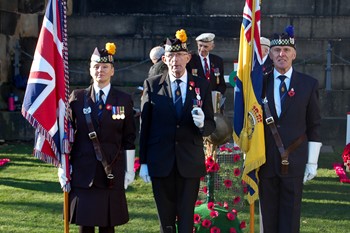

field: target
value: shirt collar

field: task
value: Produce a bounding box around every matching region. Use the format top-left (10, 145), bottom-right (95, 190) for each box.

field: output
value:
top-left (274, 67), bottom-right (293, 80)
top-left (169, 70), bottom-right (188, 84)
top-left (93, 83), bottom-right (111, 96)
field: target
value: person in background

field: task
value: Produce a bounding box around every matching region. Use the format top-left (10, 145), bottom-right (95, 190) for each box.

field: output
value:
top-left (148, 45), bottom-right (167, 77)
top-left (138, 29), bottom-right (215, 233)
top-left (260, 36), bottom-right (273, 75)
top-left (258, 26), bottom-right (322, 233)
top-left (186, 32), bottom-right (226, 95)
top-left (58, 42), bottom-right (136, 233)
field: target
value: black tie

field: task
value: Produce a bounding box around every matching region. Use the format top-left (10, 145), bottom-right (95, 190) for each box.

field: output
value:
top-left (96, 90), bottom-right (105, 119)
top-left (174, 80), bottom-right (183, 119)
top-left (278, 75), bottom-right (287, 104)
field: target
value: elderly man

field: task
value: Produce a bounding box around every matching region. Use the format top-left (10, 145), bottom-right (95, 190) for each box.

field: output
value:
top-left (187, 33), bottom-right (226, 95)
top-left (139, 29), bottom-right (215, 233)
top-left (259, 26), bottom-right (322, 233)
top-left (148, 46), bottom-right (167, 77)
top-left (260, 36), bottom-right (273, 75)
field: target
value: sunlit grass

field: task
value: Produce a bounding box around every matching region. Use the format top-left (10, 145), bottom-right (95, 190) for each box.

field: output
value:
top-left (0, 143), bottom-right (349, 232)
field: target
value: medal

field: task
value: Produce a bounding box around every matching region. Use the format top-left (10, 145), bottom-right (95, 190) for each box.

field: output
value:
top-left (112, 106), bottom-right (118, 120)
top-left (195, 88), bottom-right (201, 100)
top-left (120, 106), bottom-right (125, 119)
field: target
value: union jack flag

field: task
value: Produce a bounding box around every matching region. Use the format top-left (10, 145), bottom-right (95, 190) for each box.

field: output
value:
top-left (22, 0), bottom-right (71, 191)
top-left (233, 0), bottom-right (265, 204)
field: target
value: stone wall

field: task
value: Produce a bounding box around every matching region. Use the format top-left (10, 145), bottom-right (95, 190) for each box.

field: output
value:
top-left (0, 0), bottom-right (349, 146)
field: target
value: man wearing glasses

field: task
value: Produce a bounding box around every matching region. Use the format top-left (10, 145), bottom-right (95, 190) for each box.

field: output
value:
top-left (139, 29), bottom-right (215, 233)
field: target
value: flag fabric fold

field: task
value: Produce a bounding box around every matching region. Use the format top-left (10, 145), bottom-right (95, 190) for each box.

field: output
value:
top-left (22, 0), bottom-right (71, 191)
top-left (233, 0), bottom-right (265, 204)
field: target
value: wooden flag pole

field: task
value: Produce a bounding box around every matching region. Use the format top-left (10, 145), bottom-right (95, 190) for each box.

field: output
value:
top-left (64, 192), bottom-right (69, 233)
top-left (250, 203), bottom-right (255, 233)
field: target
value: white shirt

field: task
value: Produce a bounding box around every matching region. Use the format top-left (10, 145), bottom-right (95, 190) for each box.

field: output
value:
top-left (93, 83), bottom-right (111, 104)
top-left (169, 71), bottom-right (187, 105)
top-left (273, 68), bottom-right (292, 116)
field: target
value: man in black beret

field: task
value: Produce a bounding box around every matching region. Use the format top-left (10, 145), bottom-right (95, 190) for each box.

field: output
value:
top-left (258, 26), bottom-right (322, 233)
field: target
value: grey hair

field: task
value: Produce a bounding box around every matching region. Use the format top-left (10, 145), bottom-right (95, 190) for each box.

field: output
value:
top-left (149, 46), bottom-right (165, 60)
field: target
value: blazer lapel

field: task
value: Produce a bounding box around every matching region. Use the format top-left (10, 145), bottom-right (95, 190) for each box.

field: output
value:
top-left (86, 86), bottom-right (100, 126)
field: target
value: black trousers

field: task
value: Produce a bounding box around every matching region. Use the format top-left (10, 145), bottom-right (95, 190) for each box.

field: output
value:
top-left (79, 226), bottom-right (114, 233)
top-left (151, 166), bottom-right (200, 233)
top-left (259, 176), bottom-right (304, 233)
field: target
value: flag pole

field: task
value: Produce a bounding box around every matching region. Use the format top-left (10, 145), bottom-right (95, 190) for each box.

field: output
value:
top-left (64, 192), bottom-right (69, 233)
top-left (249, 0), bottom-right (257, 232)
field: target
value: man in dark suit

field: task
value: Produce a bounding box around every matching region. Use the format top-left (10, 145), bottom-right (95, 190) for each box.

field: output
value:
top-left (186, 33), bottom-right (226, 95)
top-left (258, 26), bottom-right (322, 233)
top-left (58, 43), bottom-right (136, 233)
top-left (139, 29), bottom-right (215, 233)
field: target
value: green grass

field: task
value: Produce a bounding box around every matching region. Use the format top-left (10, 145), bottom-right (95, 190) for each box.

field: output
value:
top-left (0, 142), bottom-right (349, 232)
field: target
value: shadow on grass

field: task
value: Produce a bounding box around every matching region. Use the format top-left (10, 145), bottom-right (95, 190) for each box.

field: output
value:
top-left (0, 177), bottom-right (61, 193)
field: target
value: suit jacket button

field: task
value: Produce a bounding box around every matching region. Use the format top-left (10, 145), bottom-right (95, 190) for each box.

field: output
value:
top-left (176, 125), bottom-right (180, 128)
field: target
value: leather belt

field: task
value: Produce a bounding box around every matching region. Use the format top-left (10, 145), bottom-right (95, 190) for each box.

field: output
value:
top-left (262, 98), bottom-right (306, 175)
top-left (83, 92), bottom-right (118, 187)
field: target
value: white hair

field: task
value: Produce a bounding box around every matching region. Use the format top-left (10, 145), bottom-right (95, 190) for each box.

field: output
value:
top-left (149, 46), bottom-right (165, 60)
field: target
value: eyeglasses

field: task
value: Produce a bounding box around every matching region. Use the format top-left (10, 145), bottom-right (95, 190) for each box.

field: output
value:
top-left (164, 52), bottom-right (189, 59)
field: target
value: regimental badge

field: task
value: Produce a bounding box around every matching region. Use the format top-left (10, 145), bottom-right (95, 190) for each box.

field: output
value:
top-left (192, 69), bottom-right (198, 76)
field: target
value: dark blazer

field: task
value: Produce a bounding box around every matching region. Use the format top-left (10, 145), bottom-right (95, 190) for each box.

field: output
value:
top-left (259, 70), bottom-right (321, 178)
top-left (139, 72), bottom-right (216, 178)
top-left (187, 53), bottom-right (226, 95)
top-left (68, 85), bottom-right (136, 226)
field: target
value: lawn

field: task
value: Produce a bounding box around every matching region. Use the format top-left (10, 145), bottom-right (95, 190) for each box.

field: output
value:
top-left (0, 142), bottom-right (349, 233)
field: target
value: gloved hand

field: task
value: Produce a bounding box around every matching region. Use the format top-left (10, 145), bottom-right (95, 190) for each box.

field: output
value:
top-left (58, 165), bottom-right (71, 189)
top-left (303, 141), bottom-right (322, 183)
top-left (191, 107), bottom-right (205, 128)
top-left (124, 150), bottom-right (136, 189)
top-left (139, 164), bottom-right (151, 183)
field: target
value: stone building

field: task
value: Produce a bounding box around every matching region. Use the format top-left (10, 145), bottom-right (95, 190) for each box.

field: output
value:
top-left (0, 0), bottom-right (349, 145)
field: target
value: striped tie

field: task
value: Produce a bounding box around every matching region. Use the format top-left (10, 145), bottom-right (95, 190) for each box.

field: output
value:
top-left (278, 75), bottom-right (287, 104)
top-left (204, 57), bottom-right (210, 81)
top-left (96, 90), bottom-right (105, 119)
top-left (174, 80), bottom-right (183, 119)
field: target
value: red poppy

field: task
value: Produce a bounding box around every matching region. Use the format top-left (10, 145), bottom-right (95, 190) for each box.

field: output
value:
top-left (233, 196), bottom-right (241, 204)
top-left (288, 88), bottom-right (295, 97)
top-left (216, 202), bottom-right (223, 207)
top-left (210, 226), bottom-right (221, 233)
top-left (106, 104), bottom-right (112, 110)
top-left (202, 219), bottom-right (212, 228)
top-left (240, 221), bottom-right (247, 229)
top-left (229, 228), bottom-right (237, 233)
top-left (232, 209), bottom-right (238, 215)
top-left (194, 214), bottom-right (201, 224)
top-left (209, 210), bottom-right (219, 218)
top-left (233, 154), bottom-right (241, 162)
top-left (200, 176), bottom-right (205, 181)
top-left (202, 186), bottom-right (208, 194)
top-left (223, 202), bottom-right (229, 209)
top-left (227, 212), bottom-right (235, 221)
top-left (224, 179), bottom-right (232, 188)
top-left (207, 202), bottom-right (215, 210)
top-left (133, 158), bottom-right (140, 172)
top-left (243, 186), bottom-right (248, 194)
top-left (234, 168), bottom-right (241, 176)
top-left (189, 81), bottom-right (195, 87)
top-left (219, 145), bottom-right (232, 152)
top-left (212, 163), bottom-right (220, 172)
top-left (195, 200), bottom-right (203, 206)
